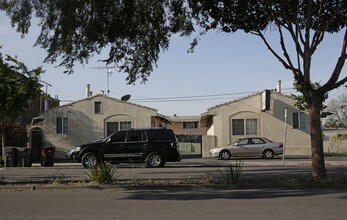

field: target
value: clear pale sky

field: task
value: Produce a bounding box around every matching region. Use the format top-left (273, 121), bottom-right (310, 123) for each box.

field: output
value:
top-left (1, 12), bottom-right (346, 116)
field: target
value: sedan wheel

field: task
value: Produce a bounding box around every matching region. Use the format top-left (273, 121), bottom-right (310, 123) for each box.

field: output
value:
top-left (146, 152), bottom-right (164, 168)
top-left (262, 149), bottom-right (274, 159)
top-left (220, 150), bottom-right (231, 160)
top-left (81, 152), bottom-right (98, 168)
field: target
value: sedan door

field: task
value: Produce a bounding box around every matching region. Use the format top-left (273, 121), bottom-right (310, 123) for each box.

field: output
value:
top-left (246, 138), bottom-right (267, 156)
top-left (230, 138), bottom-right (250, 156)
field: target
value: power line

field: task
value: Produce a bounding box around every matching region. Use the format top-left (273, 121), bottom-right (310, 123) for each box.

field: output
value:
top-left (131, 88), bottom-right (296, 102)
top-left (59, 87), bottom-right (296, 104)
top-left (131, 91), bottom-right (260, 101)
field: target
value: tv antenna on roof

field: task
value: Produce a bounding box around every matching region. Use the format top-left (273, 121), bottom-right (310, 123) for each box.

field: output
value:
top-left (90, 66), bottom-right (117, 96)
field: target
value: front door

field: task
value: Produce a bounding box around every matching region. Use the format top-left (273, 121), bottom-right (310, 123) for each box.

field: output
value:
top-left (30, 128), bottom-right (43, 162)
top-left (102, 130), bottom-right (127, 161)
top-left (232, 138), bottom-right (250, 156)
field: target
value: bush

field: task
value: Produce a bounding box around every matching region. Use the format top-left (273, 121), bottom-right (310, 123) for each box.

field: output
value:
top-left (219, 160), bottom-right (244, 184)
top-left (86, 163), bottom-right (120, 185)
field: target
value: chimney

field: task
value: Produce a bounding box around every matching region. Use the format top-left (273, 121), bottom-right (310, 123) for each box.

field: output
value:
top-left (86, 84), bottom-right (91, 97)
top-left (276, 80), bottom-right (281, 93)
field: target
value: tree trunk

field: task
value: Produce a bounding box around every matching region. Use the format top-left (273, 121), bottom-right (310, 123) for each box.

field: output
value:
top-left (1, 123), bottom-right (5, 159)
top-left (309, 96), bottom-right (327, 180)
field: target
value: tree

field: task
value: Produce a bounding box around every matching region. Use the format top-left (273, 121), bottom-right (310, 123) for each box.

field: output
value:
top-left (189, 0), bottom-right (347, 180)
top-left (0, 49), bottom-right (43, 158)
top-left (1, 0), bottom-right (346, 180)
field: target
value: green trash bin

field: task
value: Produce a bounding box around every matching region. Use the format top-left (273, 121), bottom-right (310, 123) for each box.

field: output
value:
top-left (41, 147), bottom-right (55, 167)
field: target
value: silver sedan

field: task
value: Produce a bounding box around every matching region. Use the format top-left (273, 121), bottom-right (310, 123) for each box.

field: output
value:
top-left (209, 137), bottom-right (283, 160)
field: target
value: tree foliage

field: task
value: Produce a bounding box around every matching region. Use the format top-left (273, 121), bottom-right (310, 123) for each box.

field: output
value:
top-left (0, 49), bottom-right (43, 154)
top-left (0, 0), bottom-right (193, 84)
top-left (0, 51), bottom-right (43, 122)
top-left (190, 0), bottom-right (347, 105)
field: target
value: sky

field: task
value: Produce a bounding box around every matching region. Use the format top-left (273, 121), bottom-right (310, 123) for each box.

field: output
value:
top-left (1, 12), bottom-right (346, 116)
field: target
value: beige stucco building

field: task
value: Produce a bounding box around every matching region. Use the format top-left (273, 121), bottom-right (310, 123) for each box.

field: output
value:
top-left (30, 94), bottom-right (171, 159)
top-left (200, 90), bottom-right (311, 157)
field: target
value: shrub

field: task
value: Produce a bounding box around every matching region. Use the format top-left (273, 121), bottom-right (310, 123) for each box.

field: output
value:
top-left (219, 160), bottom-right (244, 184)
top-left (86, 163), bottom-right (120, 185)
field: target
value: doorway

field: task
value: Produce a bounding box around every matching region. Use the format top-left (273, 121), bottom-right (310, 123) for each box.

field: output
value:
top-left (30, 127), bottom-right (43, 163)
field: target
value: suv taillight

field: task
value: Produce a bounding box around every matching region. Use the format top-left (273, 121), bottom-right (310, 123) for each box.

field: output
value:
top-left (279, 143), bottom-right (283, 148)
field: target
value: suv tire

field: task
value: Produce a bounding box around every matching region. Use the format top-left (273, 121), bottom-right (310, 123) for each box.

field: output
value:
top-left (81, 152), bottom-right (98, 168)
top-left (146, 152), bottom-right (165, 168)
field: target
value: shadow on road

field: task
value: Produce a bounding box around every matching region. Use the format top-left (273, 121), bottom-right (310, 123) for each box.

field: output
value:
top-left (122, 186), bottom-right (347, 201)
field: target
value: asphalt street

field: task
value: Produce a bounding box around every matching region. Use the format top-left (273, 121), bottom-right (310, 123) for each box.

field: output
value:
top-left (1, 157), bottom-right (347, 184)
top-left (0, 186), bottom-right (347, 220)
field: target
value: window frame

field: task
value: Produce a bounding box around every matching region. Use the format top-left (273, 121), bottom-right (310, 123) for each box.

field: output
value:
top-left (106, 121), bottom-right (131, 137)
top-left (56, 117), bottom-right (69, 134)
top-left (94, 101), bottom-right (102, 114)
top-left (232, 118), bottom-right (258, 136)
top-left (183, 121), bottom-right (199, 129)
top-left (293, 112), bottom-right (306, 130)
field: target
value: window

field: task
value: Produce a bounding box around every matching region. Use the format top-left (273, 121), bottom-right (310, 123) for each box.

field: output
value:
top-left (250, 138), bottom-right (265, 144)
top-left (237, 138), bottom-right (249, 145)
top-left (106, 121), bottom-right (131, 136)
top-left (127, 130), bottom-right (146, 142)
top-left (110, 130), bottom-right (127, 142)
top-left (120, 121), bottom-right (131, 130)
top-left (232, 119), bottom-right (244, 135)
top-left (56, 117), bottom-right (68, 134)
top-left (232, 118), bottom-right (257, 135)
top-left (94, 101), bottom-right (102, 114)
top-left (183, 121), bottom-right (198, 129)
top-left (293, 112), bottom-right (306, 129)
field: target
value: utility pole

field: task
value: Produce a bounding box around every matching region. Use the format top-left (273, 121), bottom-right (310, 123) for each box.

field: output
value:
top-left (90, 66), bottom-right (117, 96)
top-left (282, 108), bottom-right (288, 164)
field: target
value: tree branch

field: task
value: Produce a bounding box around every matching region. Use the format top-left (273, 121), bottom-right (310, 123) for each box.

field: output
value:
top-left (303, 0), bottom-right (313, 83)
top-left (320, 29), bottom-right (347, 94)
top-left (255, 30), bottom-right (303, 82)
top-left (277, 24), bottom-right (296, 70)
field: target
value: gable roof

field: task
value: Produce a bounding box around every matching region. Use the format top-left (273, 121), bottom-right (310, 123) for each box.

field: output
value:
top-left (46, 94), bottom-right (158, 112)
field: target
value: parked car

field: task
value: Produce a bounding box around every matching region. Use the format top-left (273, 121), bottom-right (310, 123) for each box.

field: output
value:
top-left (65, 148), bottom-right (76, 160)
top-left (73, 128), bottom-right (181, 168)
top-left (209, 137), bottom-right (283, 160)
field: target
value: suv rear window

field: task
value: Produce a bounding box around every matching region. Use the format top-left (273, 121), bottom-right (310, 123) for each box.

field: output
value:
top-left (127, 130), bottom-right (146, 142)
top-left (147, 129), bottom-right (175, 141)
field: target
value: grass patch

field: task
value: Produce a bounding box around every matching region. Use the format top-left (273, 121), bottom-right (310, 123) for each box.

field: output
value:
top-left (50, 169), bottom-right (66, 186)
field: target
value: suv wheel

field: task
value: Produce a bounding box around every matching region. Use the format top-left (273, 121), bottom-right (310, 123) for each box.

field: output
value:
top-left (146, 152), bottom-right (165, 168)
top-left (81, 152), bottom-right (98, 168)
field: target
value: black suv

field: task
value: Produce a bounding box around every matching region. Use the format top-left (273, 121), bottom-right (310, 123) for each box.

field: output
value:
top-left (74, 128), bottom-right (181, 168)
